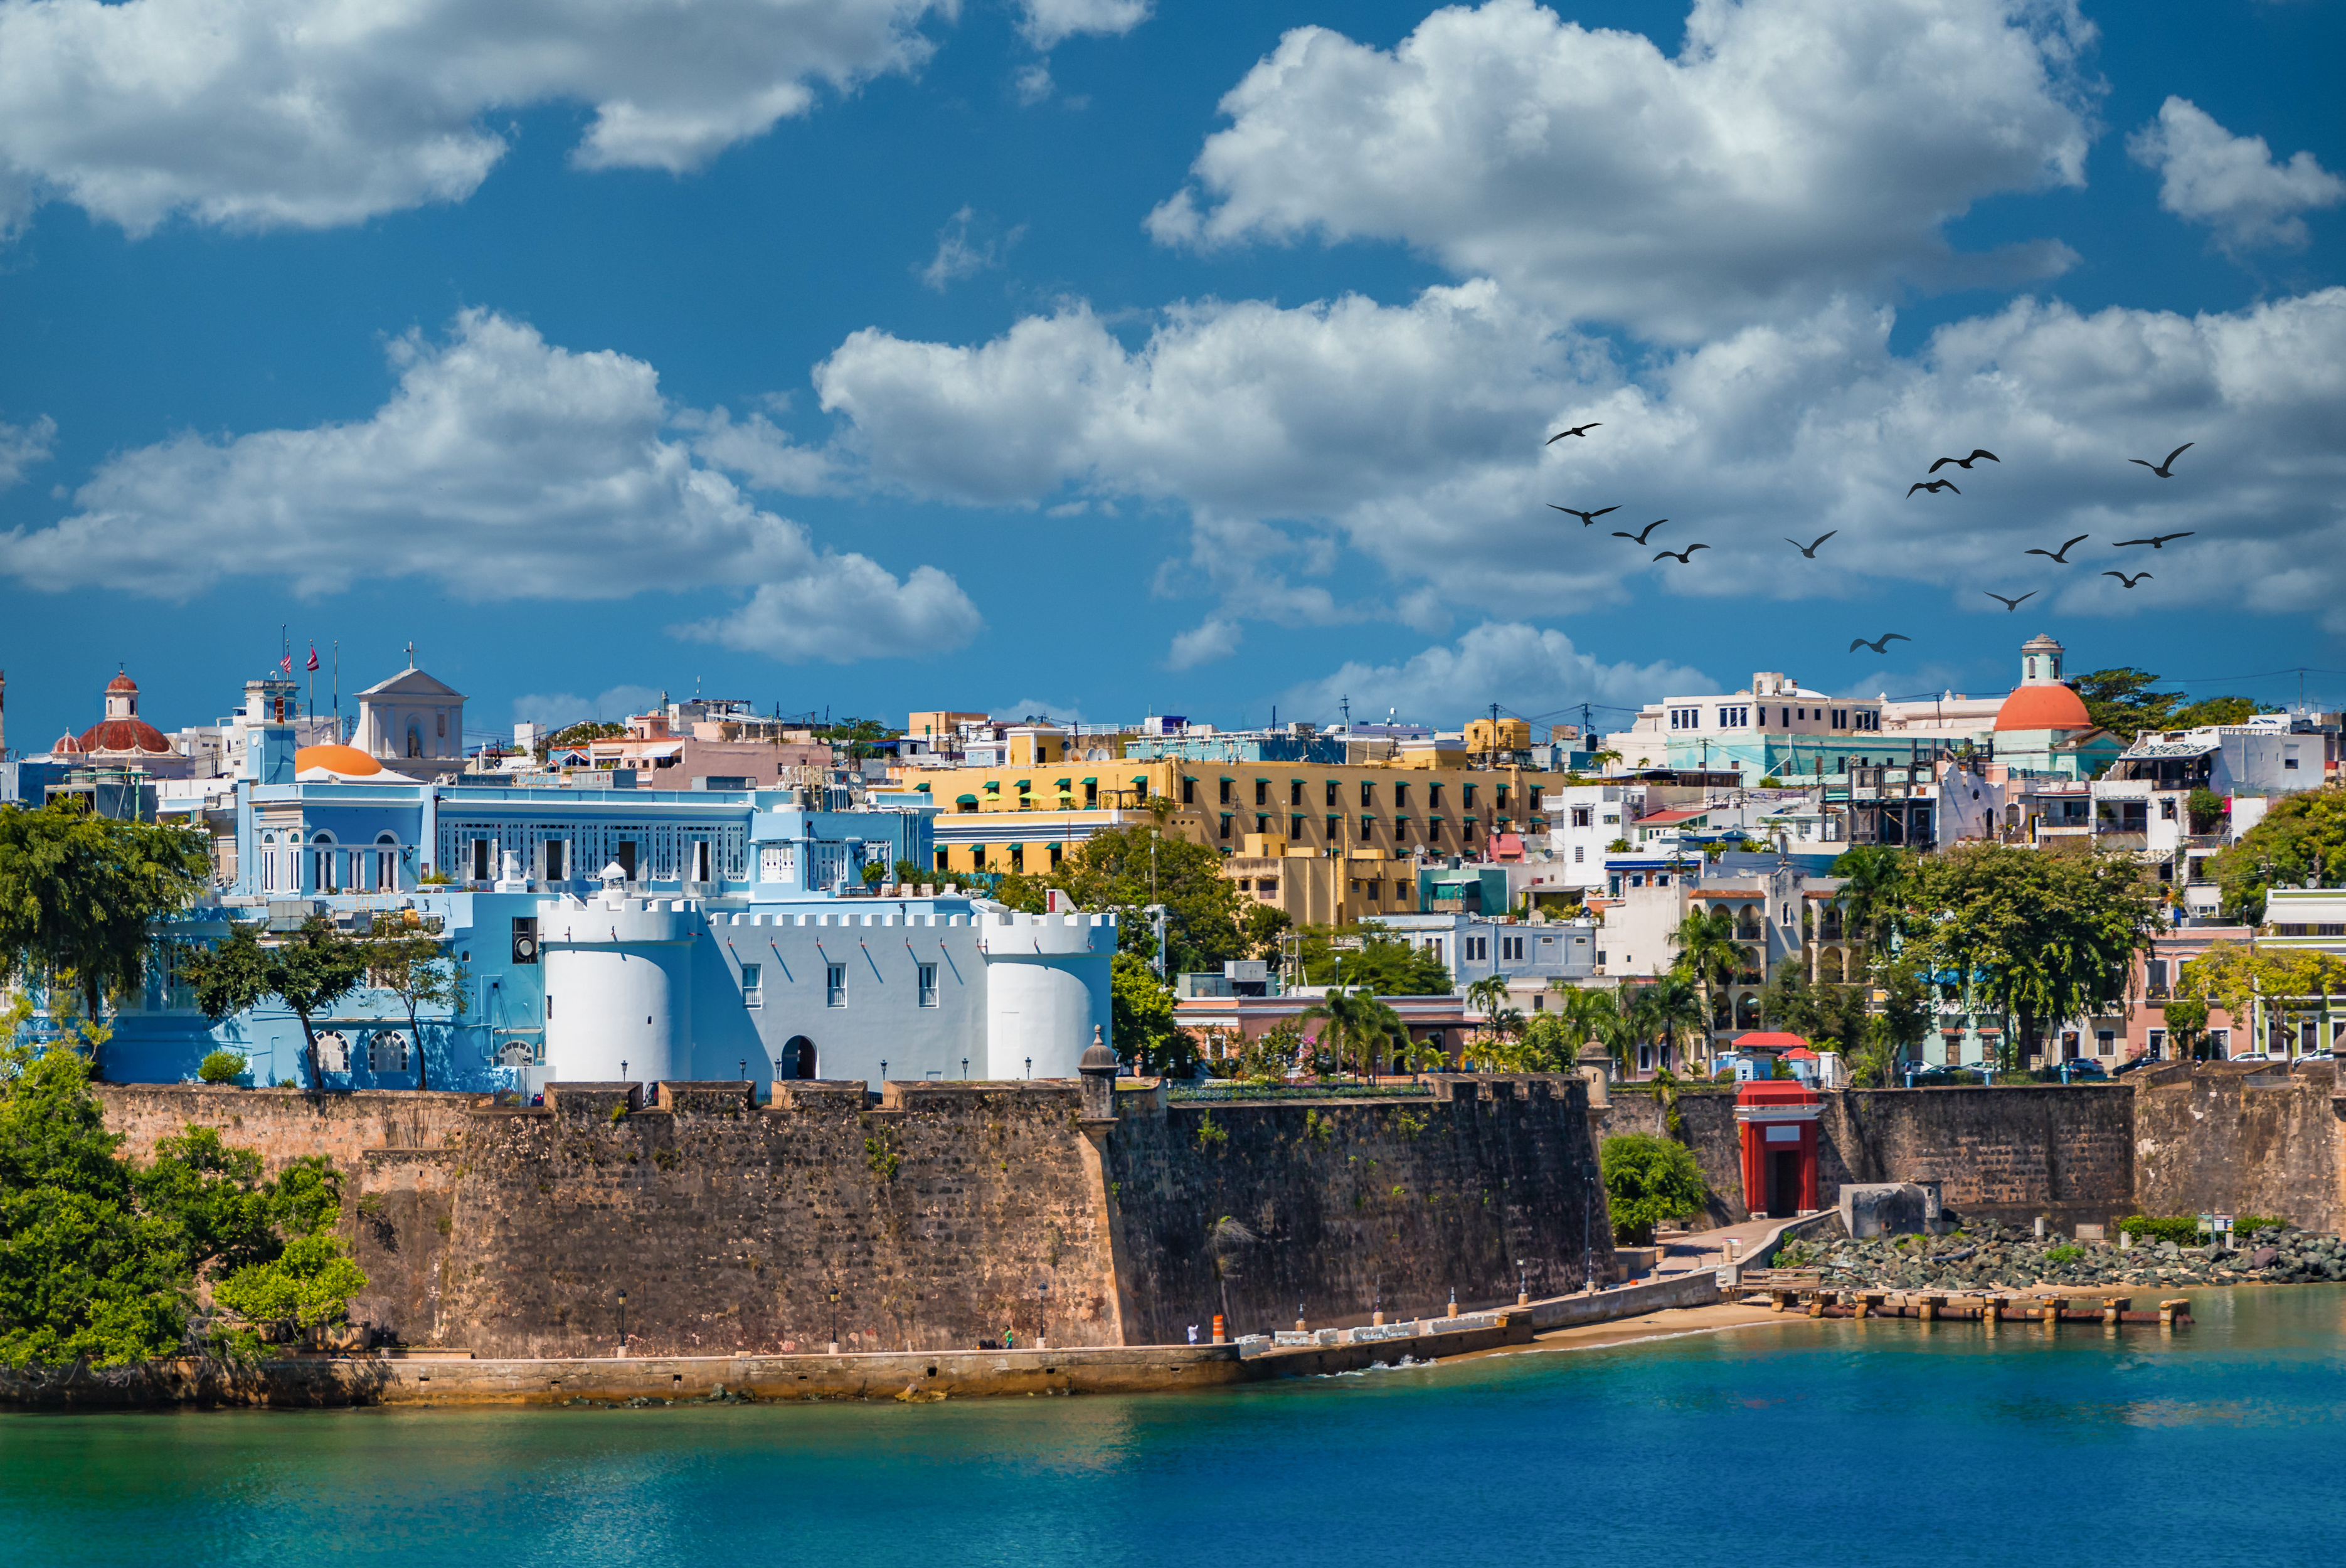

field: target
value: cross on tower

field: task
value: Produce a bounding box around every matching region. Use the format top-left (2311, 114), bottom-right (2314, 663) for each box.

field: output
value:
top-left (405, 642), bottom-right (416, 668)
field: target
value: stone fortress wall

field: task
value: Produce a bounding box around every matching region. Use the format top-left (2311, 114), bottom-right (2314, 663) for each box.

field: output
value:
top-left (1598, 1062), bottom-right (2345, 1232)
top-left (98, 1074), bottom-right (1612, 1357)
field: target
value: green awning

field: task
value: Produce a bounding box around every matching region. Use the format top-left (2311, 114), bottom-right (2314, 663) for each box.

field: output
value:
top-left (914, 781), bottom-right (931, 792)
top-left (1054, 778), bottom-right (1071, 788)
top-left (1081, 776), bottom-right (1097, 784)
top-left (955, 794), bottom-right (978, 805)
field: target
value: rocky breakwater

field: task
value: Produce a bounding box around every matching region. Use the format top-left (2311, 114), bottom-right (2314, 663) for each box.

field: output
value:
top-left (1776, 1222), bottom-right (2346, 1293)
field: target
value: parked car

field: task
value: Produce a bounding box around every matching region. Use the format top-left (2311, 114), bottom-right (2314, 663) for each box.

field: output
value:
top-left (2228, 1052), bottom-right (2274, 1062)
top-left (2113, 1053), bottom-right (2165, 1077)
top-left (2059, 1057), bottom-right (2108, 1080)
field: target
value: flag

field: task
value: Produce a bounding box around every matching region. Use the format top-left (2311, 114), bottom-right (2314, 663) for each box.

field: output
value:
top-left (280, 651), bottom-right (292, 675)
top-left (306, 644), bottom-right (320, 673)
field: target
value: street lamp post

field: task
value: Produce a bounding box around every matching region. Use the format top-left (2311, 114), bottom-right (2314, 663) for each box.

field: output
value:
top-left (1516, 1257), bottom-right (1529, 1306)
top-left (1024, 1056), bottom-right (1031, 1079)
top-left (618, 1288), bottom-right (628, 1356)
top-left (828, 1287), bottom-right (840, 1355)
top-left (962, 1056), bottom-right (969, 1079)
top-left (1038, 1280), bottom-right (1049, 1350)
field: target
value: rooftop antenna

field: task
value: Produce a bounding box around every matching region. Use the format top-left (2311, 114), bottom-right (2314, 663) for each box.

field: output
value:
top-left (1340, 694), bottom-right (1350, 728)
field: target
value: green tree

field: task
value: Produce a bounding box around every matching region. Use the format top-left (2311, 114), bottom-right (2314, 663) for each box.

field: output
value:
top-left (1110, 953), bottom-right (1186, 1076)
top-left (2070, 669), bottom-right (2261, 741)
top-left (1904, 842), bottom-right (2159, 1067)
top-left (1295, 929), bottom-right (1453, 993)
top-left (2161, 991), bottom-right (2209, 1059)
top-left (1241, 904), bottom-right (1293, 962)
top-left (361, 930), bottom-right (468, 1091)
top-left (1021, 824), bottom-right (1244, 975)
top-left (180, 918), bottom-right (372, 1091)
top-left (1830, 845), bottom-right (1918, 955)
top-left (1667, 905), bottom-right (1741, 1059)
top-left (1464, 973), bottom-right (1510, 1027)
top-left (1640, 972), bottom-right (1707, 1074)
top-left (1599, 1133), bottom-right (1707, 1245)
top-left (2207, 783), bottom-right (2346, 924)
top-left (0, 803), bottom-right (211, 1073)
top-left (1299, 988), bottom-right (1408, 1079)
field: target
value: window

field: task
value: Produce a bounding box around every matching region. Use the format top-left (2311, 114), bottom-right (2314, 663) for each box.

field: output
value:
top-left (1254, 780), bottom-right (1268, 806)
top-left (1501, 935), bottom-right (1525, 961)
top-left (437, 712), bottom-right (447, 738)
top-left (826, 964), bottom-right (847, 1007)
top-left (2285, 750), bottom-right (2301, 771)
top-left (1327, 814), bottom-right (1342, 840)
top-left (1009, 844), bottom-right (1026, 871)
top-left (1571, 807), bottom-right (1592, 827)
top-left (1359, 780), bottom-right (1374, 808)
top-left (761, 843), bottom-right (796, 882)
top-left (544, 839), bottom-right (565, 882)
top-left (2148, 1029), bottom-right (2166, 1058)
top-left (1463, 784), bottom-right (1477, 808)
top-left (691, 840), bottom-right (713, 883)
top-left (472, 837), bottom-right (492, 882)
top-left (1831, 708), bottom-right (1848, 730)
top-left (2145, 958), bottom-right (2168, 998)
top-left (1854, 711), bottom-right (1881, 732)
top-left (1290, 780), bottom-right (1305, 807)
top-left (1326, 780), bottom-right (1340, 807)
top-left (919, 963), bottom-right (938, 1007)
top-left (1574, 845), bottom-right (1585, 864)
top-left (1428, 783), bottom-right (1443, 808)
top-left (369, 1030), bottom-right (410, 1073)
top-left (2159, 798), bottom-right (2177, 821)
top-left (2096, 1030), bottom-right (2115, 1057)
top-left (1219, 779), bottom-right (1233, 805)
top-left (1356, 817), bottom-right (1371, 843)
top-left (315, 1030), bottom-right (351, 1074)
top-left (1716, 706), bottom-right (1749, 728)
top-left (741, 963), bottom-right (763, 1008)
top-left (1181, 777), bottom-right (1196, 805)
top-left (1465, 936), bottom-right (1489, 961)
top-left (1219, 816), bottom-right (1233, 842)
top-left (2211, 1028), bottom-right (2231, 1054)
top-left (1669, 707), bottom-right (1701, 730)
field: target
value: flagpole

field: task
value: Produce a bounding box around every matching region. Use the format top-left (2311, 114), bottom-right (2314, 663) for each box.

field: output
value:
top-left (332, 642), bottom-right (341, 742)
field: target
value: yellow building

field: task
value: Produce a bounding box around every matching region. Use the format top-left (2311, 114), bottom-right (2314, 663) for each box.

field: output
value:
top-left (906, 754), bottom-right (1544, 877)
top-left (1225, 835), bottom-right (1418, 924)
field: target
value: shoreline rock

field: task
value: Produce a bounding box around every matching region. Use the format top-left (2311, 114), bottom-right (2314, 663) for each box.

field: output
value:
top-left (1775, 1221), bottom-right (2346, 1293)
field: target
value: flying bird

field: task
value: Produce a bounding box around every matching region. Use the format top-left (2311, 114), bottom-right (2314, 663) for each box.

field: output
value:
top-left (1929, 449), bottom-right (2000, 472)
top-left (2114, 532), bottom-right (2195, 549)
top-left (1785, 532), bottom-right (1837, 558)
top-left (1908, 479), bottom-right (1960, 497)
top-left (1985, 591), bottom-right (2037, 612)
top-left (1547, 504), bottom-right (1619, 526)
top-left (1613, 519), bottom-right (1669, 544)
top-left (1652, 544), bottom-right (1709, 564)
top-left (2025, 534), bottom-right (2090, 564)
top-left (1850, 633), bottom-right (1911, 655)
top-left (1545, 423), bottom-right (1601, 444)
top-left (2129, 443), bottom-right (2192, 478)
top-left (2104, 571), bottom-right (2153, 588)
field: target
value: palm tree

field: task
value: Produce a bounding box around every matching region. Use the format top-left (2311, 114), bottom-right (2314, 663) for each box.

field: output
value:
top-left (1667, 906), bottom-right (1741, 1067)
top-left (1299, 987), bottom-right (1409, 1079)
top-left (1552, 985), bottom-right (1618, 1071)
top-left (1835, 845), bottom-right (1915, 961)
top-left (1643, 972), bottom-right (1707, 1074)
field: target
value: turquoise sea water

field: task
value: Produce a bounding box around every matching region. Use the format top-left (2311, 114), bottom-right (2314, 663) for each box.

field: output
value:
top-left (8, 1286), bottom-right (2346, 1568)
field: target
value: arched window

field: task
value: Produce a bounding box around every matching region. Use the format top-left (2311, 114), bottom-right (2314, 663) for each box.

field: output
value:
top-left (783, 1036), bottom-right (818, 1079)
top-left (374, 832), bottom-right (400, 892)
top-left (369, 1030), bottom-right (410, 1073)
top-left (315, 1030), bottom-right (351, 1074)
top-left (498, 1039), bottom-right (534, 1068)
top-left (260, 831), bottom-right (279, 893)
top-left (311, 830), bottom-right (339, 893)
top-left (1819, 948), bottom-right (1845, 984)
top-left (1734, 993), bottom-right (1762, 1030)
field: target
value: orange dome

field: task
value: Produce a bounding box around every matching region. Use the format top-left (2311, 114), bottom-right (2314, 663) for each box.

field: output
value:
top-left (1994, 683), bottom-right (2091, 732)
top-left (294, 743), bottom-right (386, 777)
top-left (106, 672), bottom-right (139, 694)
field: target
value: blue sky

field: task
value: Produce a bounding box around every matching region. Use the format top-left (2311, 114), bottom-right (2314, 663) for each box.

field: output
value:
top-left (1, 0), bottom-right (2341, 751)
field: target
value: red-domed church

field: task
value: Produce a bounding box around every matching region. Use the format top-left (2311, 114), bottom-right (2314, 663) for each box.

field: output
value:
top-left (46, 670), bottom-right (194, 779)
top-left (1985, 633), bottom-right (2120, 777)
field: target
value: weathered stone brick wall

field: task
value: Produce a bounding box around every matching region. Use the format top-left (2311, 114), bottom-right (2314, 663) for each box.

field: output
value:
top-left (98, 1085), bottom-right (475, 1177)
top-left (355, 1081), bottom-right (1123, 1359)
top-left (1821, 1087), bottom-right (2137, 1226)
top-left (2133, 1063), bottom-right (2345, 1233)
top-left (1101, 1076), bottom-right (1611, 1347)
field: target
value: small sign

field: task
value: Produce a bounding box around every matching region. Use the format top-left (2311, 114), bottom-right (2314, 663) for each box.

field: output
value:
top-left (2214, 1213), bottom-right (2234, 1232)
top-left (1330, 936), bottom-right (1364, 951)
top-left (2197, 1213), bottom-right (2215, 1233)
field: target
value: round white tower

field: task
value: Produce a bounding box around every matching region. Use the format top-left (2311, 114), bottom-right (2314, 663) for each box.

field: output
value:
top-left (539, 866), bottom-right (699, 1084)
top-left (975, 909), bottom-right (1114, 1079)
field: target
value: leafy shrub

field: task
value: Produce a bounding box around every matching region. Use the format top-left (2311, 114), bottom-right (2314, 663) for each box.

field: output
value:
top-left (197, 1049), bottom-right (248, 1084)
top-left (1600, 1133), bottom-right (1707, 1245)
top-left (2236, 1214), bottom-right (2290, 1236)
top-left (1193, 1111), bottom-right (1228, 1150)
top-left (2044, 1244), bottom-right (2083, 1264)
top-left (2120, 1215), bottom-right (2203, 1244)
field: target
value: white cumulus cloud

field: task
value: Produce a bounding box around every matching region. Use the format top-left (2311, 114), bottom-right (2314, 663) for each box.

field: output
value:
top-left (1277, 623), bottom-right (1714, 729)
top-left (2128, 96), bottom-right (2345, 255)
top-left (1016, 0), bottom-right (1150, 52)
top-left (512, 685), bottom-right (665, 728)
top-left (811, 279), bottom-right (2346, 632)
top-left (0, 0), bottom-right (944, 235)
top-left (0, 310), bottom-right (982, 661)
top-left (1146, 0), bottom-right (2094, 339)
top-left (0, 414), bottom-right (55, 489)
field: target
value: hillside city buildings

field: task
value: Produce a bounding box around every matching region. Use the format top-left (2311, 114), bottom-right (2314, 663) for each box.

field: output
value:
top-left (2, 630), bottom-right (2340, 1090)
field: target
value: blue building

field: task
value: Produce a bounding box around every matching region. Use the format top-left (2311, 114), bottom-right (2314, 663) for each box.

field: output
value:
top-left (75, 673), bottom-right (1110, 1095)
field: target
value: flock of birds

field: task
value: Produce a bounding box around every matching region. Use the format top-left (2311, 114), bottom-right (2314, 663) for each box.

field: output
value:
top-left (1541, 423), bottom-right (2203, 655)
